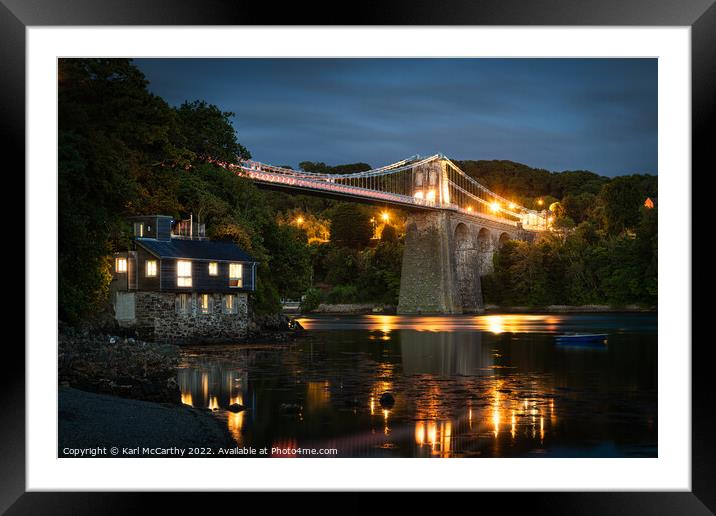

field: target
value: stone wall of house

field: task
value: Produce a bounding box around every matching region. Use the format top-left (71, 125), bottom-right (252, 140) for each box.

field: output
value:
top-left (117, 291), bottom-right (249, 344)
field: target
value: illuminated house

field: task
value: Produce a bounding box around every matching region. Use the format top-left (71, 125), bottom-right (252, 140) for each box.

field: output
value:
top-left (111, 215), bottom-right (257, 343)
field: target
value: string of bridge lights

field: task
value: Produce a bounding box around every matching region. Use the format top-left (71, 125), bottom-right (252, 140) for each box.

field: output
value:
top-left (223, 154), bottom-right (553, 229)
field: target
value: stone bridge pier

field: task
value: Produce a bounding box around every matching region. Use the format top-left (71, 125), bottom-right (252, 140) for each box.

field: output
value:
top-left (397, 211), bottom-right (524, 314)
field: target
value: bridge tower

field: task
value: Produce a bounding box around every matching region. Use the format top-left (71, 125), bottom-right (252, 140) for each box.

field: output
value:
top-left (397, 209), bottom-right (523, 314)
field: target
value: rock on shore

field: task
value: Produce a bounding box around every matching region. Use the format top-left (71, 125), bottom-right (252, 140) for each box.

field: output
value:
top-left (59, 326), bottom-right (181, 404)
top-left (246, 312), bottom-right (304, 341)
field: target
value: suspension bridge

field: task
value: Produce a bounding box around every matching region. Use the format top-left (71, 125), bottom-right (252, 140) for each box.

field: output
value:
top-left (213, 154), bottom-right (549, 314)
top-left (214, 154), bottom-right (549, 232)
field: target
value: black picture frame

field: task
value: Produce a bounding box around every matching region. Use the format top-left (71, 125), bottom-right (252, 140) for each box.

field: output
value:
top-left (4, 0), bottom-right (709, 512)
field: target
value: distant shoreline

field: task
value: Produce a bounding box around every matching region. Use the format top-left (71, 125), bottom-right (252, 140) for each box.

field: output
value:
top-left (484, 304), bottom-right (656, 314)
top-left (296, 303), bottom-right (656, 316)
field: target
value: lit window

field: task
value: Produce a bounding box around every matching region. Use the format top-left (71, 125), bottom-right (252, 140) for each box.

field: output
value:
top-left (224, 294), bottom-right (237, 314)
top-left (208, 262), bottom-right (218, 276)
top-left (146, 260), bottom-right (157, 277)
top-left (177, 260), bottom-right (192, 287)
top-left (115, 257), bottom-right (127, 273)
top-left (199, 294), bottom-right (211, 314)
top-left (229, 263), bottom-right (243, 288)
top-left (134, 222), bottom-right (144, 237)
top-left (176, 293), bottom-right (190, 314)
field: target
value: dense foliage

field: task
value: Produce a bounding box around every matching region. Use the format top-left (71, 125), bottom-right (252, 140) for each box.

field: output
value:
top-left (58, 58), bottom-right (657, 324)
top-left (482, 206), bottom-right (658, 307)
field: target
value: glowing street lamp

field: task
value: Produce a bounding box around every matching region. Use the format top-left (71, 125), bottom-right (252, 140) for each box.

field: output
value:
top-left (490, 201), bottom-right (501, 213)
top-left (508, 202), bottom-right (516, 210)
top-left (537, 199), bottom-right (544, 207)
top-left (296, 216), bottom-right (304, 226)
top-left (381, 211), bottom-right (390, 222)
top-left (466, 206), bottom-right (473, 212)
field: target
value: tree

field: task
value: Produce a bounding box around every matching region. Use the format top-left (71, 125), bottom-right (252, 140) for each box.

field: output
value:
top-left (277, 209), bottom-right (330, 244)
top-left (562, 192), bottom-right (596, 224)
top-left (599, 176), bottom-right (643, 235)
top-left (58, 58), bottom-right (183, 323)
top-left (636, 206), bottom-right (658, 302)
top-left (381, 224), bottom-right (398, 242)
top-left (176, 100), bottom-right (250, 162)
top-left (329, 203), bottom-right (373, 249)
top-left (262, 222), bottom-right (312, 299)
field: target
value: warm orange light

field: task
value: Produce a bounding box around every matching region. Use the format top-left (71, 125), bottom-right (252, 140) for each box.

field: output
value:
top-left (508, 202), bottom-right (516, 210)
top-left (381, 211), bottom-right (390, 222)
top-left (296, 216), bottom-right (304, 225)
top-left (537, 199), bottom-right (544, 206)
top-left (427, 421), bottom-right (438, 446)
top-left (181, 392), bottom-right (193, 407)
top-left (413, 190), bottom-right (424, 200)
top-left (415, 421), bottom-right (426, 445)
top-left (426, 190), bottom-right (436, 202)
top-left (466, 206), bottom-right (473, 212)
top-left (490, 202), bottom-right (501, 212)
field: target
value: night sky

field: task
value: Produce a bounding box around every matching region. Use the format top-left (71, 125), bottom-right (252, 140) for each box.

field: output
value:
top-left (134, 58), bottom-right (657, 177)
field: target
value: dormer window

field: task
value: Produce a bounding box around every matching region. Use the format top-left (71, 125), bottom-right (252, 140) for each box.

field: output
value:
top-left (177, 260), bottom-right (192, 287)
top-left (229, 263), bottom-right (243, 288)
top-left (208, 262), bottom-right (218, 276)
top-left (115, 257), bottom-right (127, 273)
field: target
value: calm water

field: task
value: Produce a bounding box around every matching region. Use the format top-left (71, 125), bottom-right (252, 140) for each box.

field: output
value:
top-left (177, 313), bottom-right (657, 457)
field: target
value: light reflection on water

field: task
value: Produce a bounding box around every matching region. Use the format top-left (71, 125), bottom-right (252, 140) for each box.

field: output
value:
top-left (177, 313), bottom-right (657, 458)
top-left (295, 313), bottom-right (654, 335)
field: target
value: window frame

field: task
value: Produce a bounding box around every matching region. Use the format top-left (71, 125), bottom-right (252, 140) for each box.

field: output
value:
top-left (115, 257), bottom-right (127, 273)
top-left (177, 260), bottom-right (192, 287)
top-left (229, 262), bottom-right (243, 288)
top-left (175, 293), bottom-right (191, 315)
top-left (145, 259), bottom-right (157, 277)
top-left (223, 294), bottom-right (237, 314)
top-left (199, 293), bottom-right (212, 315)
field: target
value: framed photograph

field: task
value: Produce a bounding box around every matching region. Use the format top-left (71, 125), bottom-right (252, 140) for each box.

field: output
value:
top-left (6, 0), bottom-right (710, 511)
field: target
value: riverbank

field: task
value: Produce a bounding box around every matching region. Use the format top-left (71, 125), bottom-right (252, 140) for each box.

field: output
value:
top-left (484, 304), bottom-right (657, 313)
top-left (300, 303), bottom-right (655, 315)
top-left (59, 387), bottom-right (233, 455)
top-left (305, 303), bottom-right (396, 314)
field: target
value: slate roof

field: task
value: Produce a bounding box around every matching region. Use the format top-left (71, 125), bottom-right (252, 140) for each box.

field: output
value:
top-left (135, 238), bottom-right (256, 262)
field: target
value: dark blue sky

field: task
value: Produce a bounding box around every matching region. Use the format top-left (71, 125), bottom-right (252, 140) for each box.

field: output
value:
top-left (135, 58), bottom-right (657, 177)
